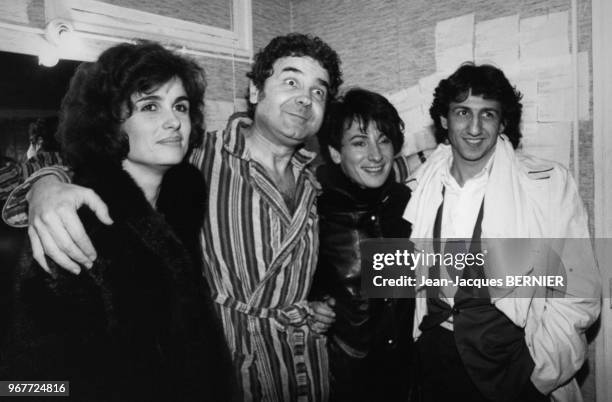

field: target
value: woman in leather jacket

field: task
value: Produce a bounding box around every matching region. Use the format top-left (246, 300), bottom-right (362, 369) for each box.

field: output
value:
top-left (310, 88), bottom-right (415, 402)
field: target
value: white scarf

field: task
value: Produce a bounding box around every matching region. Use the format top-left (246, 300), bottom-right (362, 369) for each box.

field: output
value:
top-left (403, 135), bottom-right (540, 240)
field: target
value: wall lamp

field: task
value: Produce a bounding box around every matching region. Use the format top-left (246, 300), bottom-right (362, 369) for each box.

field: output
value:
top-left (39, 19), bottom-right (76, 67)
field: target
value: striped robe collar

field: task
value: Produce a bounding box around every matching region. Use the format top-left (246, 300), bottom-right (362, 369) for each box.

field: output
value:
top-left (221, 112), bottom-right (317, 173)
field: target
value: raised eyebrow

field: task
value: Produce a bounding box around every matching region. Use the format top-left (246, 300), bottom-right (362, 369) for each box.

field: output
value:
top-left (174, 95), bottom-right (190, 104)
top-left (280, 66), bottom-right (303, 75)
top-left (280, 67), bottom-right (329, 90)
top-left (316, 78), bottom-right (330, 91)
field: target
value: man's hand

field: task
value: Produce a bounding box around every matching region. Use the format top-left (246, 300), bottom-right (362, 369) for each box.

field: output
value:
top-left (27, 175), bottom-right (113, 274)
top-left (307, 297), bottom-right (336, 334)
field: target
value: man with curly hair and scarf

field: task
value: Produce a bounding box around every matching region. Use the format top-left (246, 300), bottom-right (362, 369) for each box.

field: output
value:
top-left (405, 63), bottom-right (601, 402)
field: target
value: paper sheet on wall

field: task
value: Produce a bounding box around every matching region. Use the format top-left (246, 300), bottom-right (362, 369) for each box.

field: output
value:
top-left (402, 126), bottom-right (436, 156)
top-left (475, 14), bottom-right (520, 75)
top-left (400, 104), bottom-right (431, 136)
top-left (536, 55), bottom-right (573, 122)
top-left (522, 101), bottom-right (538, 123)
top-left (435, 13), bottom-right (474, 73)
top-left (520, 11), bottom-right (569, 64)
top-left (386, 85), bottom-right (422, 112)
top-left (537, 55), bottom-right (572, 92)
top-left (521, 122), bottom-right (571, 167)
top-left (419, 72), bottom-right (447, 108)
top-left (515, 74), bottom-right (538, 103)
top-left (521, 122), bottom-right (538, 139)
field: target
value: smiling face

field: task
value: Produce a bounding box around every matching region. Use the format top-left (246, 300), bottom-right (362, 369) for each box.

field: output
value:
top-left (121, 77), bottom-right (191, 171)
top-left (441, 92), bottom-right (504, 177)
top-left (249, 56), bottom-right (329, 148)
top-left (329, 119), bottom-right (395, 188)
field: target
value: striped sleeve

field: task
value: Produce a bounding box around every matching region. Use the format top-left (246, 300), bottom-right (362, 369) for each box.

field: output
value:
top-left (394, 148), bottom-right (434, 183)
top-left (2, 152), bottom-right (68, 227)
top-left (0, 159), bottom-right (24, 204)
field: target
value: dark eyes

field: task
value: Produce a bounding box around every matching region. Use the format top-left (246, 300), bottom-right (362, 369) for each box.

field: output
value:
top-left (139, 102), bottom-right (189, 113)
top-left (349, 136), bottom-right (391, 147)
top-left (284, 78), bottom-right (326, 101)
top-left (312, 88), bottom-right (326, 101)
top-left (482, 112), bottom-right (497, 119)
top-left (141, 103), bottom-right (158, 112)
top-left (454, 109), bottom-right (498, 120)
top-left (174, 103), bottom-right (190, 113)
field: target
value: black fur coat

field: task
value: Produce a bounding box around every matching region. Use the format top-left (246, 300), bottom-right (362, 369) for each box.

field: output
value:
top-left (1, 161), bottom-right (233, 401)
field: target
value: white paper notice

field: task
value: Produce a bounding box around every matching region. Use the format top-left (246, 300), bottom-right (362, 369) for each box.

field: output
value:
top-left (521, 122), bottom-right (571, 167)
top-left (520, 11), bottom-right (569, 62)
top-left (536, 55), bottom-right (573, 122)
top-left (386, 85), bottom-right (423, 113)
top-left (475, 14), bottom-right (520, 74)
top-left (578, 51), bottom-right (590, 120)
top-left (435, 13), bottom-right (474, 73)
top-left (537, 91), bottom-right (573, 122)
top-left (522, 101), bottom-right (538, 123)
top-left (402, 126), bottom-right (437, 156)
top-left (400, 105), bottom-right (432, 136)
top-left (514, 68), bottom-right (538, 104)
top-left (419, 72), bottom-right (448, 104)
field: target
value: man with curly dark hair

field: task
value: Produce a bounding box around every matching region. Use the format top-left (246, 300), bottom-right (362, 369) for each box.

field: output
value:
top-left (429, 63), bottom-right (522, 151)
top-left (246, 33), bottom-right (343, 119)
top-left (3, 33), bottom-right (343, 401)
top-left (404, 63), bottom-right (600, 401)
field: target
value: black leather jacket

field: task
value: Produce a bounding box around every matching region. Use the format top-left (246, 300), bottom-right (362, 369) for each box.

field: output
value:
top-left (310, 165), bottom-right (414, 358)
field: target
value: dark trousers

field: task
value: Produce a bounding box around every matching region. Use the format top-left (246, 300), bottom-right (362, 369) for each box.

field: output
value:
top-left (414, 326), bottom-right (548, 402)
top-left (329, 339), bottom-right (413, 402)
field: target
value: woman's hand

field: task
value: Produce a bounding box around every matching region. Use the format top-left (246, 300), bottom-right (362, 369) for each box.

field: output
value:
top-left (307, 297), bottom-right (336, 334)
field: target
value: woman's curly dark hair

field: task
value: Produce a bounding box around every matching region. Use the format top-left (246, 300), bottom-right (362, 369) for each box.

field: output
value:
top-left (246, 33), bottom-right (343, 118)
top-left (58, 41), bottom-right (206, 168)
top-left (429, 63), bottom-right (523, 149)
top-left (318, 88), bottom-right (404, 164)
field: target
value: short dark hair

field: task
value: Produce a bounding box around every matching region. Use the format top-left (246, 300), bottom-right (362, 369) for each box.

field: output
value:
top-left (29, 116), bottom-right (60, 152)
top-left (318, 88), bottom-right (404, 163)
top-left (429, 63), bottom-right (523, 149)
top-left (58, 41), bottom-right (206, 168)
top-left (245, 33), bottom-right (342, 118)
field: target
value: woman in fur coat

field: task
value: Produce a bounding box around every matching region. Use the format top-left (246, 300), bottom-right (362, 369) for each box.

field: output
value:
top-left (1, 41), bottom-right (233, 401)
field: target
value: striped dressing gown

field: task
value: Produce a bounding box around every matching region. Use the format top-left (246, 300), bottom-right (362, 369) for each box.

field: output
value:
top-left (190, 115), bottom-right (328, 401)
top-left (2, 152), bottom-right (64, 225)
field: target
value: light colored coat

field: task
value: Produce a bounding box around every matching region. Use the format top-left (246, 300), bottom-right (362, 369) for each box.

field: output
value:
top-left (403, 136), bottom-right (601, 402)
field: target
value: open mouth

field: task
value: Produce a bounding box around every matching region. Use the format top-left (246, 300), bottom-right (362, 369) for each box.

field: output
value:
top-left (464, 138), bottom-right (484, 145)
top-left (362, 165), bottom-right (385, 174)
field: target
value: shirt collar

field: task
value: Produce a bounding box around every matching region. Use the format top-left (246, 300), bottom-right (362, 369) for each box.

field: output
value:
top-left (442, 149), bottom-right (496, 190)
top-left (222, 112), bottom-right (317, 171)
